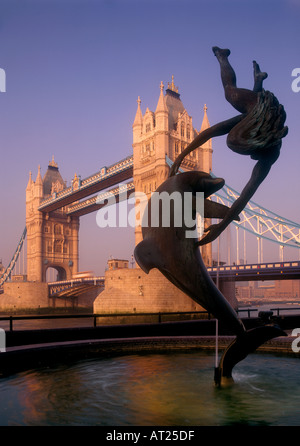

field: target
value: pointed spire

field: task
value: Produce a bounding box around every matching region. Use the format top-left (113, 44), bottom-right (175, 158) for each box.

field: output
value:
top-left (26, 171), bottom-right (33, 190)
top-left (34, 165), bottom-right (43, 199)
top-left (200, 104), bottom-right (210, 132)
top-left (155, 81), bottom-right (167, 113)
top-left (133, 96), bottom-right (143, 127)
top-left (167, 75), bottom-right (179, 93)
top-left (199, 104), bottom-right (212, 173)
top-left (35, 165), bottom-right (43, 185)
top-left (49, 155), bottom-right (58, 169)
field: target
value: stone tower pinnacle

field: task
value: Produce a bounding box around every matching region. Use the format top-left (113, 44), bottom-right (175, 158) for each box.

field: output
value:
top-left (199, 104), bottom-right (212, 173)
top-left (133, 97), bottom-right (143, 144)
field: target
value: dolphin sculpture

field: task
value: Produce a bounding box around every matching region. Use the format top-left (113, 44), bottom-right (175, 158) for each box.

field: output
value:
top-left (134, 170), bottom-right (244, 335)
top-left (134, 47), bottom-right (288, 386)
top-left (134, 170), bottom-right (286, 386)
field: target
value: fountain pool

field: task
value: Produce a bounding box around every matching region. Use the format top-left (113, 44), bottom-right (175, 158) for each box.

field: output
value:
top-left (0, 350), bottom-right (299, 426)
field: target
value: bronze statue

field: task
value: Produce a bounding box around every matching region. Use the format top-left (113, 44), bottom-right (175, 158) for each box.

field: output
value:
top-left (134, 47), bottom-right (288, 386)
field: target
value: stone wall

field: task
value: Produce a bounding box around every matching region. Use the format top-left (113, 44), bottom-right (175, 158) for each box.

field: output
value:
top-left (1, 282), bottom-right (50, 311)
top-left (93, 267), bottom-right (238, 324)
top-left (0, 282), bottom-right (103, 312)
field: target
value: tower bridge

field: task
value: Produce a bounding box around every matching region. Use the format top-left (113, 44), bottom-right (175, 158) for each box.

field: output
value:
top-left (22, 77), bottom-right (214, 284)
top-left (1, 76), bottom-right (300, 311)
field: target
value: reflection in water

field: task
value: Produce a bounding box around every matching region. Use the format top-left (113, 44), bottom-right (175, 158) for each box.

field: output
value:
top-left (0, 351), bottom-right (300, 426)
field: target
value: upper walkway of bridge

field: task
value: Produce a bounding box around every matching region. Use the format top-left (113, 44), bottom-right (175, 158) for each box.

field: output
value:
top-left (38, 156), bottom-right (133, 213)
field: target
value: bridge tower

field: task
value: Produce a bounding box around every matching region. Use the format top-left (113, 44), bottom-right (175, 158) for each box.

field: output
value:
top-left (132, 77), bottom-right (213, 265)
top-left (26, 157), bottom-right (79, 282)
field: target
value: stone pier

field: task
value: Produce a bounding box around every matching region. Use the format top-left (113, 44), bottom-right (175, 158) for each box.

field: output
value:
top-left (93, 267), bottom-right (238, 324)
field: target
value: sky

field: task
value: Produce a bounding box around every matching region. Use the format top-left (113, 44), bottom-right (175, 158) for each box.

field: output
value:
top-left (0, 0), bottom-right (300, 275)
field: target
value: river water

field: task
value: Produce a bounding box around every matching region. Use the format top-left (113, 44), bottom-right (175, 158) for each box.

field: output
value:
top-left (0, 351), bottom-right (299, 426)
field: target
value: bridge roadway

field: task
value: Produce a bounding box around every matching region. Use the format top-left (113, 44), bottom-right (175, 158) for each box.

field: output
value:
top-left (48, 261), bottom-right (300, 297)
top-left (49, 277), bottom-right (105, 297)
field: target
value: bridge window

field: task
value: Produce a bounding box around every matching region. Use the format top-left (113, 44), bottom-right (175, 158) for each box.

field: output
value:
top-left (54, 241), bottom-right (62, 253)
top-left (44, 226), bottom-right (50, 233)
top-left (54, 224), bottom-right (62, 235)
top-left (146, 123), bottom-right (151, 133)
top-left (187, 124), bottom-right (190, 140)
top-left (181, 122), bottom-right (185, 137)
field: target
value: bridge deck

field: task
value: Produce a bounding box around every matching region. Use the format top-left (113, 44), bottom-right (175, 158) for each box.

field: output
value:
top-left (47, 262), bottom-right (300, 298)
top-left (208, 261), bottom-right (300, 281)
top-left (49, 277), bottom-right (105, 297)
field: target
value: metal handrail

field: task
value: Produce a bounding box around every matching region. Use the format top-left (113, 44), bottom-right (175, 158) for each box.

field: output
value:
top-left (0, 311), bottom-right (210, 331)
top-left (0, 307), bottom-right (299, 331)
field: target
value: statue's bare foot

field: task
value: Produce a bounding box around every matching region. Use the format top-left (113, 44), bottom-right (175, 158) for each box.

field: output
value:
top-left (253, 60), bottom-right (268, 91)
top-left (212, 46), bottom-right (231, 60)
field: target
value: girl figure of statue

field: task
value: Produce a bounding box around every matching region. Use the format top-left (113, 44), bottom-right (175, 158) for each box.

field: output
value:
top-left (170, 46), bottom-right (288, 246)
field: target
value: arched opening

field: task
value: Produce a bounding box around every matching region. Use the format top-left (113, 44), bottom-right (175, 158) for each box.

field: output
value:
top-left (46, 266), bottom-right (67, 282)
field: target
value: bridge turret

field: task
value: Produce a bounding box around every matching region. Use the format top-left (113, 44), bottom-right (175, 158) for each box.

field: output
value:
top-left (198, 104), bottom-right (212, 174)
top-left (132, 96), bottom-right (143, 144)
top-left (132, 77), bottom-right (213, 267)
top-left (34, 165), bottom-right (44, 199)
top-left (155, 81), bottom-right (168, 132)
top-left (26, 159), bottom-right (79, 282)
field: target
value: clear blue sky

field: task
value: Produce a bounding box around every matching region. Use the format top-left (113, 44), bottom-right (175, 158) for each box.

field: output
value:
top-left (0, 0), bottom-right (300, 274)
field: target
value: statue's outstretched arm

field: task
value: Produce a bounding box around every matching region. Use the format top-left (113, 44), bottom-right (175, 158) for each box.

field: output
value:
top-left (169, 114), bottom-right (244, 177)
top-left (197, 157), bottom-right (274, 246)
